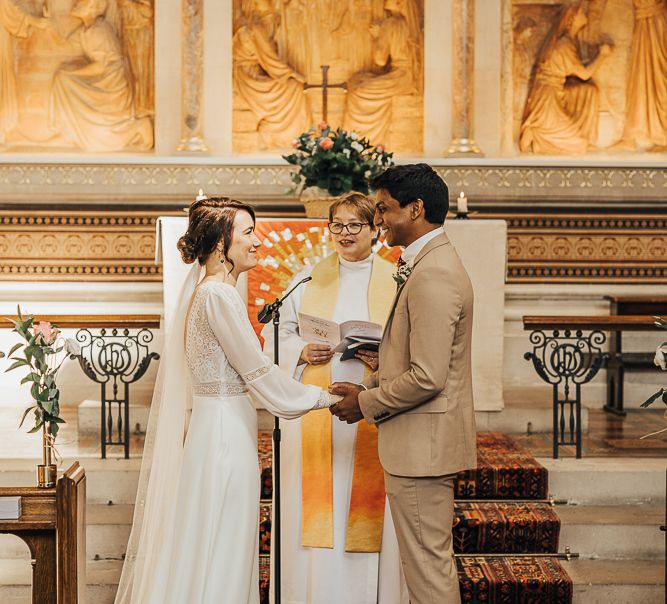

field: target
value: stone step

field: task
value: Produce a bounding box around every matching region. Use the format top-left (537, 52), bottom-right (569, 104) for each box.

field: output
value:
top-left (2, 500), bottom-right (662, 562)
top-left (475, 396), bottom-right (589, 435)
top-left (0, 457), bottom-right (140, 504)
top-left (0, 558), bottom-right (663, 604)
top-left (0, 558), bottom-right (119, 604)
top-left (539, 457), bottom-right (666, 505)
top-left (77, 399), bottom-right (150, 435)
top-left (564, 558), bottom-right (665, 604)
top-left (558, 503), bottom-right (665, 560)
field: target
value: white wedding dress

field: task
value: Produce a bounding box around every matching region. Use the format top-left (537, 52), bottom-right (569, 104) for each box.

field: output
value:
top-left (115, 274), bottom-right (328, 604)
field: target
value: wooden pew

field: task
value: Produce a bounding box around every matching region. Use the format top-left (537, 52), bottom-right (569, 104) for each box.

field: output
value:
top-left (0, 462), bottom-right (86, 603)
top-left (604, 296), bottom-right (667, 415)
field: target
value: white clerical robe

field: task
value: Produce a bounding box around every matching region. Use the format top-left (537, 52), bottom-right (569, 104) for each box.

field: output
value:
top-left (262, 254), bottom-right (408, 604)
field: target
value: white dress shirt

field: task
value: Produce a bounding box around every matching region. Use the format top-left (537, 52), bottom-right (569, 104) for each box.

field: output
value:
top-left (400, 226), bottom-right (445, 265)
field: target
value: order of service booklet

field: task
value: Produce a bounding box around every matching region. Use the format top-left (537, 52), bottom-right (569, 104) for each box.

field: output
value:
top-left (298, 313), bottom-right (382, 360)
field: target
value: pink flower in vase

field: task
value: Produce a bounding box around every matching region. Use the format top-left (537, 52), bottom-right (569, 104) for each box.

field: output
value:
top-left (318, 121), bottom-right (329, 131)
top-left (32, 321), bottom-right (60, 346)
top-left (319, 137), bottom-right (334, 150)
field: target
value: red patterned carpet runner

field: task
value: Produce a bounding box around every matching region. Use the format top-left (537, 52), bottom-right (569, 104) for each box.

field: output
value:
top-left (257, 432), bottom-right (572, 603)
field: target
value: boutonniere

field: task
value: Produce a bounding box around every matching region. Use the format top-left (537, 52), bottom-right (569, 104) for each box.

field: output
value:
top-left (392, 263), bottom-right (413, 285)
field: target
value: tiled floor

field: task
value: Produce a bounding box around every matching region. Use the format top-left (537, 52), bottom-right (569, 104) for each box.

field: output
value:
top-left (513, 408), bottom-right (667, 458)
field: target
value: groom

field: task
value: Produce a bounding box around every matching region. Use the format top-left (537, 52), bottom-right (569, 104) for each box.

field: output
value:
top-left (330, 163), bottom-right (476, 603)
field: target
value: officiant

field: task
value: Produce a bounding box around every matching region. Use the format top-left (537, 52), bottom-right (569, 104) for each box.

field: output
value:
top-left (262, 192), bottom-right (407, 604)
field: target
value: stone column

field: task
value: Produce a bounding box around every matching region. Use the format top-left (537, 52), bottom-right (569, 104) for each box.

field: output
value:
top-left (446, 0), bottom-right (483, 156)
top-left (176, 0), bottom-right (208, 152)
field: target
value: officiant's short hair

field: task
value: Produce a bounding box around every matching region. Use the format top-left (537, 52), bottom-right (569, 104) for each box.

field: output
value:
top-left (328, 192), bottom-right (375, 226)
top-left (370, 163), bottom-right (448, 225)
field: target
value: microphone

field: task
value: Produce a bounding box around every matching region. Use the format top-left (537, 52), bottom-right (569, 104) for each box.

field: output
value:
top-left (257, 276), bottom-right (312, 324)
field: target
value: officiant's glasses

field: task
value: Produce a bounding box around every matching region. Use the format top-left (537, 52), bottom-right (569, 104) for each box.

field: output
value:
top-left (327, 222), bottom-right (368, 235)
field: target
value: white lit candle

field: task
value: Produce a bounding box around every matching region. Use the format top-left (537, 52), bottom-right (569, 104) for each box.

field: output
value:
top-left (195, 188), bottom-right (207, 201)
top-left (458, 191), bottom-right (468, 214)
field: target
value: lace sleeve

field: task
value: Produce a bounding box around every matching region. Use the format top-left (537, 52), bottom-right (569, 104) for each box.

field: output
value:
top-left (205, 283), bottom-right (326, 418)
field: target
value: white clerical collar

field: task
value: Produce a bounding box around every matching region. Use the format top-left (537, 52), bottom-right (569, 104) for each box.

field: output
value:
top-left (400, 227), bottom-right (444, 265)
top-left (339, 253), bottom-right (373, 270)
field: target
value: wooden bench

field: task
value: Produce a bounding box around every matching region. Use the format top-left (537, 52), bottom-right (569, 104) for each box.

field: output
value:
top-left (522, 315), bottom-right (661, 458)
top-left (0, 463), bottom-right (86, 603)
top-left (603, 296), bottom-right (667, 415)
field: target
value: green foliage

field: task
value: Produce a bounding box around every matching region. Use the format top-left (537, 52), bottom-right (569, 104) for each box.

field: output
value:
top-left (1, 306), bottom-right (67, 438)
top-left (282, 124), bottom-right (394, 197)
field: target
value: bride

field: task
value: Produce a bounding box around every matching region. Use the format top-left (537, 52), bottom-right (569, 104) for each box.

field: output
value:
top-left (115, 197), bottom-right (336, 603)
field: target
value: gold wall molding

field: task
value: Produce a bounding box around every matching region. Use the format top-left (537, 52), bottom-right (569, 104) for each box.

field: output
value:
top-left (0, 162), bottom-right (665, 202)
top-left (0, 206), bottom-right (665, 284)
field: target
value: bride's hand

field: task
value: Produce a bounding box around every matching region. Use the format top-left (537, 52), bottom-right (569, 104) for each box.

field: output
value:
top-left (299, 343), bottom-right (334, 366)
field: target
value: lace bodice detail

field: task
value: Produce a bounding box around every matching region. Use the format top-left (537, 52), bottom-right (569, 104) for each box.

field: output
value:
top-left (186, 283), bottom-right (249, 395)
top-left (183, 281), bottom-right (331, 410)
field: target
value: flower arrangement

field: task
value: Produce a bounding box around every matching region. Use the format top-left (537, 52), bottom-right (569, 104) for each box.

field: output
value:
top-left (283, 122), bottom-right (394, 197)
top-left (0, 308), bottom-right (79, 438)
top-left (640, 316), bottom-right (667, 439)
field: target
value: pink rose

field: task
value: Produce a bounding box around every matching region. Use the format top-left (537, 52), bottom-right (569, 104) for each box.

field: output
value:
top-left (32, 321), bottom-right (60, 346)
top-left (376, 145), bottom-right (384, 153)
top-left (318, 121), bottom-right (329, 131)
top-left (319, 137), bottom-right (334, 150)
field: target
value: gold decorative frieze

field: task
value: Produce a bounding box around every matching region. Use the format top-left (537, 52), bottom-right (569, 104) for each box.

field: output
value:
top-left (0, 206), bottom-right (665, 284)
top-left (0, 210), bottom-right (165, 282)
top-left (0, 162), bottom-right (665, 202)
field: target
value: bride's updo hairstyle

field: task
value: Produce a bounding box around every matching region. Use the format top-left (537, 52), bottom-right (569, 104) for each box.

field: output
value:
top-left (177, 197), bottom-right (256, 266)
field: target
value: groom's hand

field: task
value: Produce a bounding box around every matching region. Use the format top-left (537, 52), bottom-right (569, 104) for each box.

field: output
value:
top-left (328, 382), bottom-right (364, 424)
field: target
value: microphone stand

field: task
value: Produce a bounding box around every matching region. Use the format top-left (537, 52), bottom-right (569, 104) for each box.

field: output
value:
top-left (257, 276), bottom-right (312, 604)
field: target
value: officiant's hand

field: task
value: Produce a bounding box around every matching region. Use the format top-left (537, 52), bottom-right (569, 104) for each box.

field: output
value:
top-left (356, 349), bottom-right (379, 371)
top-left (300, 343), bottom-right (334, 366)
top-left (328, 382), bottom-right (363, 424)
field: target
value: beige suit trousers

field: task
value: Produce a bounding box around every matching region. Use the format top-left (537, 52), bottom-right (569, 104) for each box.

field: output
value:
top-left (384, 472), bottom-right (460, 604)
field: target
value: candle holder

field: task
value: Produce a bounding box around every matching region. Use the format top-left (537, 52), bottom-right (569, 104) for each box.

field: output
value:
top-left (455, 192), bottom-right (470, 219)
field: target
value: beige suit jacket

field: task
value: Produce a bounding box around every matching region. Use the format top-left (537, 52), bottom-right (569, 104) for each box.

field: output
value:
top-left (358, 231), bottom-right (477, 477)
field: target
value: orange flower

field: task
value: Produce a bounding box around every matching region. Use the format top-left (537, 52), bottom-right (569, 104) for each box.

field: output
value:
top-left (319, 137), bottom-right (334, 150)
top-left (318, 121), bottom-right (329, 130)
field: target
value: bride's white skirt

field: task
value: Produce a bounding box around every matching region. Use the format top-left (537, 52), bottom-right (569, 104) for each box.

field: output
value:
top-left (161, 394), bottom-right (261, 604)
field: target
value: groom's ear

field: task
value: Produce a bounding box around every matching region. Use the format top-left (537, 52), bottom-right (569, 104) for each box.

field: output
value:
top-left (410, 199), bottom-right (425, 220)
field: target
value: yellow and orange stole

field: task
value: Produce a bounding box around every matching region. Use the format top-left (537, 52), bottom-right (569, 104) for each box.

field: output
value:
top-left (300, 253), bottom-right (395, 552)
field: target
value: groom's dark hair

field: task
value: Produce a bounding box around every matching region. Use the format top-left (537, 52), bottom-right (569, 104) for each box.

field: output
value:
top-left (178, 197), bottom-right (256, 266)
top-left (370, 163), bottom-right (449, 225)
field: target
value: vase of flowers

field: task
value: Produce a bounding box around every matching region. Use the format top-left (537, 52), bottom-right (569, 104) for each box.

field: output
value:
top-left (641, 316), bottom-right (667, 440)
top-left (0, 308), bottom-right (79, 487)
top-left (283, 122), bottom-right (393, 218)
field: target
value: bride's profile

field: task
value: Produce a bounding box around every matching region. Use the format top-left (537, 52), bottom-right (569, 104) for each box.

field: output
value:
top-left (115, 197), bottom-right (335, 603)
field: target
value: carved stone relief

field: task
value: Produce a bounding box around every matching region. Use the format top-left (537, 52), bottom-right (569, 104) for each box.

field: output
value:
top-left (512, 0), bottom-right (667, 154)
top-left (0, 0), bottom-right (154, 152)
top-left (232, 0), bottom-right (424, 153)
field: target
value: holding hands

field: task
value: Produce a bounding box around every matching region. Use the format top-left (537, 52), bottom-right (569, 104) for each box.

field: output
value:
top-left (328, 382), bottom-right (364, 424)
